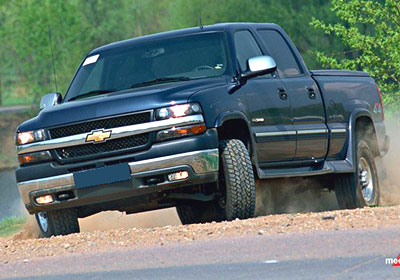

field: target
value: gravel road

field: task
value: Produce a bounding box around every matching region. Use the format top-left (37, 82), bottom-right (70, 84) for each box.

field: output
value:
top-left (1, 206), bottom-right (400, 279)
top-left (1, 226), bottom-right (400, 279)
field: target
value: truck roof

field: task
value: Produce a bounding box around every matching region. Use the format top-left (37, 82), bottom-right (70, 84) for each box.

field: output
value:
top-left (89, 23), bottom-right (281, 54)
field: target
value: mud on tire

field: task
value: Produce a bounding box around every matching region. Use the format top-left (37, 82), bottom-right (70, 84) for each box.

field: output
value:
top-left (220, 139), bottom-right (256, 220)
top-left (35, 208), bottom-right (80, 238)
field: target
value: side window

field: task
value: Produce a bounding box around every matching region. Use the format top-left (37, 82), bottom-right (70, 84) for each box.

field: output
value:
top-left (257, 30), bottom-right (302, 77)
top-left (234, 30), bottom-right (262, 71)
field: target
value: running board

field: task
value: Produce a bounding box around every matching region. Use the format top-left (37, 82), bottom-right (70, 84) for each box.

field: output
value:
top-left (257, 163), bottom-right (334, 179)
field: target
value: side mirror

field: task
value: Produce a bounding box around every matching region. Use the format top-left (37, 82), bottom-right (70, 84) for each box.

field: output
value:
top-left (240, 55), bottom-right (277, 81)
top-left (40, 92), bottom-right (62, 110)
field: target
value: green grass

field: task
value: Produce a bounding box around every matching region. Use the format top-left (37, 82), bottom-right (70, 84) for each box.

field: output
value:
top-left (1, 90), bottom-right (33, 106)
top-left (0, 216), bottom-right (26, 237)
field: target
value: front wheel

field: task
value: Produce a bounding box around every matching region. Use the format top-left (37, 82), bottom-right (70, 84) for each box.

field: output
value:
top-left (35, 208), bottom-right (80, 238)
top-left (334, 139), bottom-right (380, 209)
top-left (220, 139), bottom-right (256, 220)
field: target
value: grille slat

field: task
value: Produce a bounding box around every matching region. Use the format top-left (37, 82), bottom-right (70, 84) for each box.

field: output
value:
top-left (49, 112), bottom-right (152, 162)
top-left (49, 112), bottom-right (151, 139)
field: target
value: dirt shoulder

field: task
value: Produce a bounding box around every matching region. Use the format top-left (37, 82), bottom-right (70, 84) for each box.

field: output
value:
top-left (1, 205), bottom-right (399, 263)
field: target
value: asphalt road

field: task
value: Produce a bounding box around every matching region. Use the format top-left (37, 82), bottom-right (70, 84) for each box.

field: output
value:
top-left (0, 105), bottom-right (29, 114)
top-left (2, 226), bottom-right (400, 279)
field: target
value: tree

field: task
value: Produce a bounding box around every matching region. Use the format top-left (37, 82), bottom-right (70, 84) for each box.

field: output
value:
top-left (0, 0), bottom-right (87, 103)
top-left (311, 0), bottom-right (400, 93)
top-left (0, 0), bottom-right (167, 105)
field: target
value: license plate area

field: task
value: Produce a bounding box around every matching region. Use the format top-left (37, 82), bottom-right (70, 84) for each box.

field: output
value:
top-left (73, 163), bottom-right (131, 189)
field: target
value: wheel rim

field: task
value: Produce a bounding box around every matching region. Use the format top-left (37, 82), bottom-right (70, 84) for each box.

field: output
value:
top-left (37, 212), bottom-right (48, 232)
top-left (359, 157), bottom-right (374, 203)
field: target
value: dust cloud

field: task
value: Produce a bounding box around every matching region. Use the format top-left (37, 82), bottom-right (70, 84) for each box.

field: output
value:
top-left (376, 119), bottom-right (400, 205)
top-left (12, 215), bottom-right (40, 240)
top-left (255, 178), bottom-right (339, 216)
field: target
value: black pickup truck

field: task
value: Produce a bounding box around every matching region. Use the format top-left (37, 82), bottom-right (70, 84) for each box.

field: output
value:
top-left (15, 23), bottom-right (389, 237)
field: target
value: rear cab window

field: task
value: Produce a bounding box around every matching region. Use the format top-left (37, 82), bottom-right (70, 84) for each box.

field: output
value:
top-left (256, 29), bottom-right (303, 78)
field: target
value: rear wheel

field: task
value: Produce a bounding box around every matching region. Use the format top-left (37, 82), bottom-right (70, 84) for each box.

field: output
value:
top-left (334, 139), bottom-right (379, 209)
top-left (35, 208), bottom-right (80, 238)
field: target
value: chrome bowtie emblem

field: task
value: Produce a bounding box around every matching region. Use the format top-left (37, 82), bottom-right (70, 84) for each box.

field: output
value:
top-left (86, 129), bottom-right (112, 143)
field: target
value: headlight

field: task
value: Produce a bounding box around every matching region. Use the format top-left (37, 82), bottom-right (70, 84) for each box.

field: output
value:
top-left (156, 103), bottom-right (202, 120)
top-left (16, 129), bottom-right (47, 145)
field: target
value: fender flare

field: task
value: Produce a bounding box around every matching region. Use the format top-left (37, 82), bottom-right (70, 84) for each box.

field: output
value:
top-left (336, 109), bottom-right (378, 173)
top-left (214, 111), bottom-right (259, 166)
top-left (214, 111), bottom-right (252, 128)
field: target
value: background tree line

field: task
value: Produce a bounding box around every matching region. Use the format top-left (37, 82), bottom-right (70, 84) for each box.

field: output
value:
top-left (0, 0), bottom-right (398, 108)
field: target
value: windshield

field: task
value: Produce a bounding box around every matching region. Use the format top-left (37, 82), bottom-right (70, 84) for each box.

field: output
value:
top-left (65, 32), bottom-right (229, 101)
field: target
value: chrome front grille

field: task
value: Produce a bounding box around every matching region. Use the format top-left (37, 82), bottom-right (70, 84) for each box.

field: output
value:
top-left (49, 112), bottom-right (151, 139)
top-left (55, 134), bottom-right (150, 160)
top-left (50, 111), bottom-right (152, 162)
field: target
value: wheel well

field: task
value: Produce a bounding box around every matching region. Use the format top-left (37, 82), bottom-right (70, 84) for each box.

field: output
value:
top-left (217, 119), bottom-right (252, 152)
top-left (355, 116), bottom-right (379, 157)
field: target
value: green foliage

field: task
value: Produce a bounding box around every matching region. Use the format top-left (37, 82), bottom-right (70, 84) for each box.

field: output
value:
top-left (0, 0), bottom-right (167, 105)
top-left (0, 216), bottom-right (26, 237)
top-left (0, 0), bottom-right (347, 106)
top-left (383, 92), bottom-right (400, 114)
top-left (311, 0), bottom-right (400, 94)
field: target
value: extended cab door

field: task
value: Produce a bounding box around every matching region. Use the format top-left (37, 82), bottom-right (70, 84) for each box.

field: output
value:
top-left (233, 30), bottom-right (296, 163)
top-left (256, 29), bottom-right (328, 161)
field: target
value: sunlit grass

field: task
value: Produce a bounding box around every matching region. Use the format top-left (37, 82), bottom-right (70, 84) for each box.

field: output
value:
top-left (1, 90), bottom-right (33, 106)
top-left (0, 216), bottom-right (26, 237)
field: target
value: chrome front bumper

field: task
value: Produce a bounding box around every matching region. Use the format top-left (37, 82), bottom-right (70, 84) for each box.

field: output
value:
top-left (17, 149), bottom-right (219, 206)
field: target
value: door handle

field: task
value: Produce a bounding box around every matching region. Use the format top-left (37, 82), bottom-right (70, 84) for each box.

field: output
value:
top-left (307, 87), bottom-right (316, 99)
top-left (278, 88), bottom-right (288, 100)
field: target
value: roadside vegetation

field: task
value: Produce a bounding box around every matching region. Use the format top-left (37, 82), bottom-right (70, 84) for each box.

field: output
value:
top-left (1, 0), bottom-right (399, 108)
top-left (0, 111), bottom-right (35, 170)
top-left (0, 216), bottom-right (26, 237)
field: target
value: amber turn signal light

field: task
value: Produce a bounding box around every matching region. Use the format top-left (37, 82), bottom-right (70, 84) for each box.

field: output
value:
top-left (18, 151), bottom-right (52, 165)
top-left (156, 124), bottom-right (206, 141)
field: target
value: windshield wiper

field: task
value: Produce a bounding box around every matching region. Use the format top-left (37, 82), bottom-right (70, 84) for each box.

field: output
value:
top-left (68, 89), bottom-right (117, 101)
top-left (130, 77), bottom-right (191, 89)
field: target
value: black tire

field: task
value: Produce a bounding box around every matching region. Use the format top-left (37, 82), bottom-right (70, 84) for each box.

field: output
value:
top-left (35, 208), bottom-right (80, 238)
top-left (220, 139), bottom-right (256, 220)
top-left (334, 139), bottom-right (379, 209)
top-left (176, 201), bottom-right (224, 225)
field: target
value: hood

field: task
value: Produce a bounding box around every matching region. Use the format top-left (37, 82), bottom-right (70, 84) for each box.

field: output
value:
top-left (18, 77), bottom-right (226, 132)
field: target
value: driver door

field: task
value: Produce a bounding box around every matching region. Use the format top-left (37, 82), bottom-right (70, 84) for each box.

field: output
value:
top-left (234, 30), bottom-right (296, 163)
